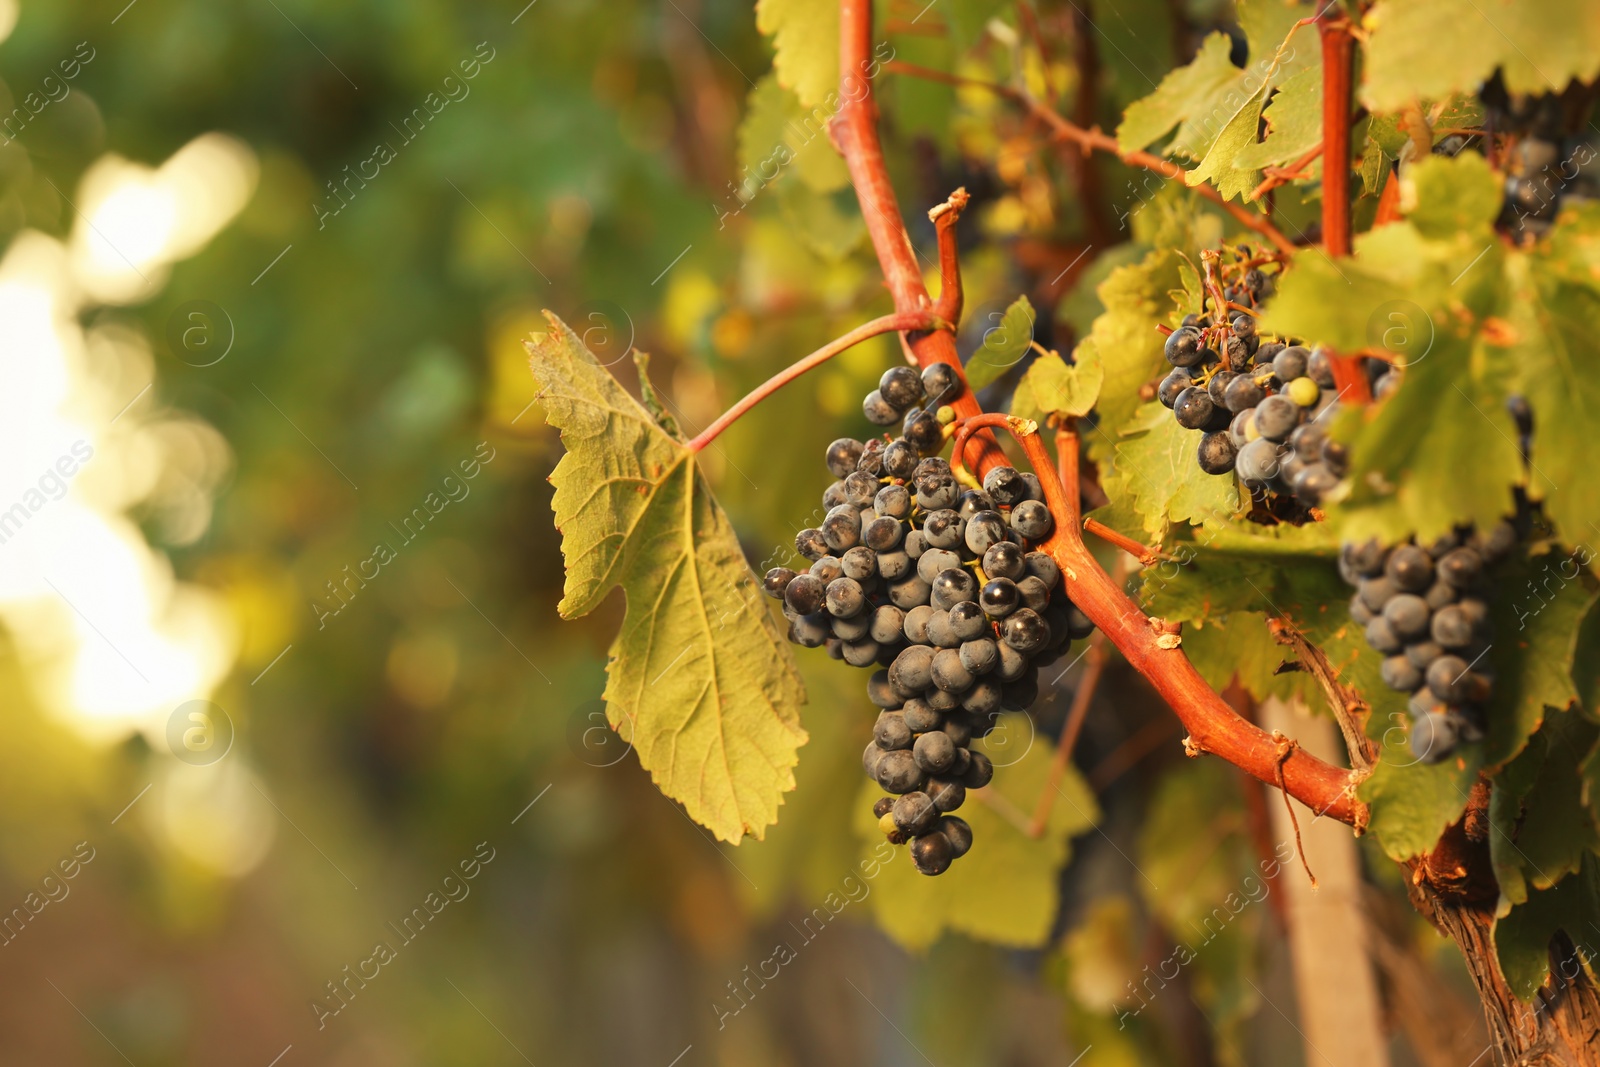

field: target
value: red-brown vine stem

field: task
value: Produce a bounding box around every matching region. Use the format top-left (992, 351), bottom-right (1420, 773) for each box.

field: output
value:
top-left (835, 0), bottom-right (1366, 828)
top-left (686, 310), bottom-right (942, 454)
top-left (882, 60), bottom-right (1299, 256)
top-left (829, 11), bottom-right (1009, 474)
top-left (1317, 10), bottom-right (1356, 258)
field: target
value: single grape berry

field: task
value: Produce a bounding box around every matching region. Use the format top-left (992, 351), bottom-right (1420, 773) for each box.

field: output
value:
top-left (1383, 593), bottom-right (1431, 640)
top-left (863, 389), bottom-right (900, 425)
top-left (1273, 346), bottom-right (1309, 382)
top-left (796, 528), bottom-right (827, 561)
top-left (892, 791), bottom-right (940, 835)
top-left (872, 796), bottom-right (894, 819)
top-left (1381, 655), bottom-right (1423, 692)
top-left (826, 438), bottom-right (864, 478)
top-left (875, 750), bottom-right (923, 794)
top-left (983, 466), bottom-right (1027, 506)
top-left (1016, 575), bottom-right (1050, 612)
top-left (983, 541), bottom-right (1027, 580)
top-left (957, 489), bottom-right (997, 518)
top-left (922, 362), bottom-right (960, 405)
top-left (763, 567), bottom-right (795, 599)
top-left (958, 637), bottom-right (999, 676)
top-left (784, 573), bottom-right (825, 615)
top-left (1223, 373), bottom-right (1265, 413)
top-left (1410, 711), bottom-right (1459, 764)
top-left (980, 577), bottom-right (1021, 617)
top-left (882, 439), bottom-right (919, 479)
top-left (1235, 438), bottom-right (1282, 488)
top-left (948, 600), bottom-right (988, 641)
top-left (930, 568), bottom-right (978, 610)
top-left (963, 751), bottom-right (994, 788)
top-left (903, 698), bottom-right (941, 733)
top-left (1385, 545), bottom-right (1434, 592)
top-left (1173, 387), bottom-right (1217, 430)
top-left (964, 510), bottom-right (1008, 555)
top-left (913, 730), bottom-right (957, 774)
top-left (910, 831), bottom-right (954, 875)
top-left (874, 711), bottom-right (912, 751)
top-left (1254, 395), bottom-right (1299, 442)
top-left (1287, 376), bottom-right (1321, 407)
top-left (923, 509), bottom-right (965, 550)
top-left (1165, 325), bottom-right (1207, 367)
top-left (925, 777), bottom-right (966, 812)
top-left (1002, 608), bottom-right (1050, 653)
top-left (880, 365), bottom-right (926, 409)
top-left (875, 484), bottom-right (912, 519)
top-left (1024, 551), bottom-right (1060, 588)
top-left (1197, 431), bottom-right (1237, 475)
top-left (1009, 500), bottom-right (1054, 540)
top-left (1307, 347), bottom-right (1336, 388)
top-left (1437, 547), bottom-right (1483, 589)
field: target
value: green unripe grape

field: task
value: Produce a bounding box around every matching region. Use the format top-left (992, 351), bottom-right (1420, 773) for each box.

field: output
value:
top-left (936, 404), bottom-right (956, 425)
top-left (1287, 376), bottom-right (1321, 407)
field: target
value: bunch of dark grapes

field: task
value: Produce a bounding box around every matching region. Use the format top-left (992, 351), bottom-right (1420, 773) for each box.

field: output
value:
top-left (1339, 522), bottom-right (1516, 763)
top-left (762, 363), bottom-right (1094, 875)
top-left (1157, 250), bottom-right (1397, 512)
top-left (1437, 71), bottom-right (1600, 240)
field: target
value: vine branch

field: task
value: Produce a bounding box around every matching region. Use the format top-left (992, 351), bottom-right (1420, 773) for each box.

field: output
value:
top-left (883, 60), bottom-right (1298, 256)
top-left (687, 310), bottom-right (943, 453)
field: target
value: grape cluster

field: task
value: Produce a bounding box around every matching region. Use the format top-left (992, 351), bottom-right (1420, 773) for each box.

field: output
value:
top-left (1157, 252), bottom-right (1396, 510)
top-left (1339, 523), bottom-right (1515, 763)
top-left (1478, 74), bottom-right (1600, 239)
top-left (762, 364), bottom-right (1093, 875)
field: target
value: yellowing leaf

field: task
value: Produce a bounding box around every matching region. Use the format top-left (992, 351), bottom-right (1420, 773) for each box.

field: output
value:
top-left (854, 714), bottom-right (1099, 950)
top-left (1185, 80), bottom-right (1271, 202)
top-left (756, 0), bottom-right (839, 110)
top-left (964, 295), bottom-right (1036, 390)
top-left (1114, 401), bottom-right (1240, 538)
top-left (1362, 0), bottom-right (1600, 112)
top-left (528, 314), bottom-right (808, 843)
top-left (1011, 341), bottom-right (1104, 423)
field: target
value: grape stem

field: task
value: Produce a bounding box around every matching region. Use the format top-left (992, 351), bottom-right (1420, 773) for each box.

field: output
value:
top-left (929, 188), bottom-right (970, 325)
top-left (1317, 10), bottom-right (1356, 258)
top-left (685, 310), bottom-right (943, 454)
top-left (882, 60), bottom-right (1299, 257)
top-left (1081, 517), bottom-right (1164, 567)
top-left (831, 3), bottom-right (1010, 472)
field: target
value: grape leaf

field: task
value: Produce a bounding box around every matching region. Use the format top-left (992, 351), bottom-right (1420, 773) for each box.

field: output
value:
top-left (1489, 705), bottom-right (1600, 906)
top-left (756, 0), bottom-right (839, 109)
top-left (1494, 853), bottom-right (1600, 1002)
top-left (1010, 341), bottom-right (1103, 423)
top-left (1117, 0), bottom-right (1316, 161)
top-left (1260, 221), bottom-right (1523, 545)
top-left (1359, 724), bottom-right (1484, 862)
top-left (853, 714), bottom-right (1099, 950)
top-left (1231, 65), bottom-right (1323, 175)
top-left (1402, 153), bottom-right (1501, 239)
top-left (1507, 203), bottom-right (1600, 547)
top-left (528, 314), bottom-right (808, 843)
top-left (1362, 0), bottom-right (1600, 113)
top-left (1081, 248), bottom-right (1184, 461)
top-left (1114, 402), bottom-right (1240, 538)
top-left (1116, 33), bottom-right (1240, 155)
top-left (1184, 80), bottom-right (1271, 202)
top-left (1482, 549), bottom-right (1597, 768)
top-left (738, 74), bottom-right (852, 196)
top-left (965, 295), bottom-right (1036, 390)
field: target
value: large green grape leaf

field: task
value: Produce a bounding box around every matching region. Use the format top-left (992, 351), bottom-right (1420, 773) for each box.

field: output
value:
top-left (1260, 217), bottom-right (1523, 545)
top-left (965, 295), bottom-right (1036, 390)
top-left (1184, 80), bottom-right (1271, 202)
top-left (1489, 706), bottom-right (1600, 907)
top-left (1232, 65), bottom-right (1322, 175)
top-left (1494, 853), bottom-right (1600, 1002)
top-left (1359, 727), bottom-right (1483, 862)
top-left (1114, 402), bottom-right (1240, 537)
top-left (528, 314), bottom-right (808, 843)
top-left (1362, 0), bottom-right (1600, 112)
top-left (853, 715), bottom-right (1099, 949)
top-left (1010, 342), bottom-right (1103, 423)
top-left (1116, 33), bottom-right (1240, 155)
top-left (756, 0), bottom-right (839, 109)
top-left (1116, 0), bottom-right (1316, 161)
top-left (1507, 203), bottom-right (1600, 547)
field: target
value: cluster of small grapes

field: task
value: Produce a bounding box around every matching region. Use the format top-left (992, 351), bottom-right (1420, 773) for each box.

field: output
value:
top-left (1474, 73), bottom-right (1600, 239)
top-left (1157, 256), bottom-right (1396, 510)
top-left (1339, 522), bottom-right (1516, 763)
top-left (761, 363), bottom-right (1093, 875)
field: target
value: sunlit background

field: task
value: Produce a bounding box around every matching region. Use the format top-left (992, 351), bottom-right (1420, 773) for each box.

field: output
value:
top-left (0, 1), bottom-right (1489, 1064)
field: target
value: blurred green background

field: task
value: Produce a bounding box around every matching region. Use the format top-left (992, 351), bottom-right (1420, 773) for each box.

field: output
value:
top-left (0, 0), bottom-right (1486, 1064)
